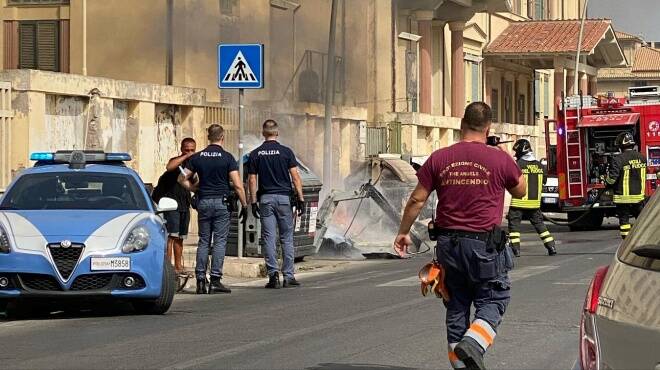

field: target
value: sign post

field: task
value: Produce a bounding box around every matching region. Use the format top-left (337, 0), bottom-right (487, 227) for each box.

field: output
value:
top-left (218, 43), bottom-right (264, 259)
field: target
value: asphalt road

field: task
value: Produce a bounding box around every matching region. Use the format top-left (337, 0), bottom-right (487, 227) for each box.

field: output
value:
top-left (0, 221), bottom-right (621, 370)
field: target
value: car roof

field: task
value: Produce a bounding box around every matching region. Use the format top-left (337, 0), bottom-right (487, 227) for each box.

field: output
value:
top-left (21, 163), bottom-right (137, 176)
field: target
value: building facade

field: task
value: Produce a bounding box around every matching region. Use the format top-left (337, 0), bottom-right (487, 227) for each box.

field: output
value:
top-left (0, 0), bottom-right (627, 189)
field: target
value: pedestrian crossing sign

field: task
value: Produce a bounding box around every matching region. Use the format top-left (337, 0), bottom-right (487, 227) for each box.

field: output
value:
top-left (218, 44), bottom-right (264, 89)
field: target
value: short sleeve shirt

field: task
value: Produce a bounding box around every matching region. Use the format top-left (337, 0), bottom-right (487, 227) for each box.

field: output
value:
top-left (153, 158), bottom-right (192, 211)
top-left (186, 144), bottom-right (238, 198)
top-left (247, 140), bottom-right (297, 196)
top-left (416, 141), bottom-right (522, 232)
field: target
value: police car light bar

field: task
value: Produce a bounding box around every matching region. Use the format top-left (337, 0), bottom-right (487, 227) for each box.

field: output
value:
top-left (29, 151), bottom-right (132, 162)
top-left (30, 152), bottom-right (55, 161)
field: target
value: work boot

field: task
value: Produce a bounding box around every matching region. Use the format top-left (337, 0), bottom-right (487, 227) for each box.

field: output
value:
top-left (546, 245), bottom-right (557, 256)
top-left (283, 277), bottom-right (301, 288)
top-left (265, 273), bottom-right (281, 289)
top-left (511, 246), bottom-right (521, 257)
top-left (196, 278), bottom-right (208, 294)
top-left (455, 338), bottom-right (486, 370)
top-left (209, 277), bottom-right (231, 294)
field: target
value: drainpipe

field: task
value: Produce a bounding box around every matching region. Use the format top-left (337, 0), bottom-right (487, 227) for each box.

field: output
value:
top-left (166, 0), bottom-right (173, 85)
top-left (82, 0), bottom-right (87, 76)
top-left (391, 0), bottom-right (396, 112)
top-left (323, 0), bottom-right (338, 189)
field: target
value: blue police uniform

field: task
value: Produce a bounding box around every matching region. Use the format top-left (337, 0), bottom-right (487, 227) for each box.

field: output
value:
top-left (247, 140), bottom-right (298, 279)
top-left (186, 144), bottom-right (238, 281)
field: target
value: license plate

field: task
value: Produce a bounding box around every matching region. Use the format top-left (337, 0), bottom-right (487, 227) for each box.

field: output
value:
top-left (543, 198), bottom-right (558, 204)
top-left (90, 257), bottom-right (131, 271)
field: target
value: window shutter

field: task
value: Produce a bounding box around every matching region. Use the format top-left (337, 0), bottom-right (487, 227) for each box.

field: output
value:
top-left (471, 63), bottom-right (480, 102)
top-left (544, 76), bottom-right (550, 116)
top-left (18, 22), bottom-right (36, 69)
top-left (535, 75), bottom-right (540, 114)
top-left (36, 21), bottom-right (58, 71)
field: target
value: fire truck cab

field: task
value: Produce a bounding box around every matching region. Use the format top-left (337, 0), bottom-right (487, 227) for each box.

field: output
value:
top-left (552, 86), bottom-right (660, 231)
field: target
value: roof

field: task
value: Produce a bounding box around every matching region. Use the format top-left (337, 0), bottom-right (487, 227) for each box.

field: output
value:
top-left (632, 47), bottom-right (660, 72)
top-left (615, 30), bottom-right (643, 42)
top-left (599, 47), bottom-right (660, 80)
top-left (485, 19), bottom-right (612, 55)
top-left (598, 67), bottom-right (660, 80)
top-left (23, 163), bottom-right (136, 176)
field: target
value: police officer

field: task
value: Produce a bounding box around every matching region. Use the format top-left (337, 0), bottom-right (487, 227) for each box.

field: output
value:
top-left (506, 139), bottom-right (557, 257)
top-left (394, 102), bottom-right (526, 370)
top-left (605, 132), bottom-right (647, 239)
top-left (247, 120), bottom-right (305, 289)
top-left (179, 124), bottom-right (248, 294)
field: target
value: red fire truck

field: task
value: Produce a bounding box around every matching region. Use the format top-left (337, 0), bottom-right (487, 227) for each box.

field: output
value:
top-left (547, 86), bottom-right (660, 231)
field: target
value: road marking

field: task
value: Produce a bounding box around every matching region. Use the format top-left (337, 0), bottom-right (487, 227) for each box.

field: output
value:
top-left (165, 261), bottom-right (575, 369)
top-left (376, 265), bottom-right (560, 287)
top-left (164, 296), bottom-right (428, 369)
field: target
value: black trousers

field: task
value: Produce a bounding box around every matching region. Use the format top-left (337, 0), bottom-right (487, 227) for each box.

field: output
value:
top-left (506, 207), bottom-right (555, 250)
top-left (615, 202), bottom-right (643, 239)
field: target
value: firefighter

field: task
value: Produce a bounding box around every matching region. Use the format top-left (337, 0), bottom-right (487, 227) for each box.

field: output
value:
top-left (605, 132), bottom-right (647, 239)
top-left (506, 139), bottom-right (557, 257)
top-left (394, 102), bottom-right (525, 370)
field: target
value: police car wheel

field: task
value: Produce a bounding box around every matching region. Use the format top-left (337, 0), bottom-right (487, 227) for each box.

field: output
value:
top-left (133, 262), bottom-right (176, 315)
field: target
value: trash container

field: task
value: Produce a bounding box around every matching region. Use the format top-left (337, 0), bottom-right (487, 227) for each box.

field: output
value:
top-left (226, 157), bottom-right (322, 259)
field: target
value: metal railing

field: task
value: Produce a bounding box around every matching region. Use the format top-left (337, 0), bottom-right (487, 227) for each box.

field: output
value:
top-left (203, 104), bottom-right (271, 154)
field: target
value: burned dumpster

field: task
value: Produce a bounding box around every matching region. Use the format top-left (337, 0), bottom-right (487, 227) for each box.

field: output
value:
top-left (226, 158), bottom-right (322, 260)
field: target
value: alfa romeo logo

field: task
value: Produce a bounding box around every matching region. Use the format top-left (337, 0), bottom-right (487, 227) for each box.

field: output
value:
top-left (60, 240), bottom-right (72, 248)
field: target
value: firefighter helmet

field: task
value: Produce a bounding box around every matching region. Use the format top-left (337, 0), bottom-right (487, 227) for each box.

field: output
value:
top-left (615, 132), bottom-right (635, 150)
top-left (513, 138), bottom-right (533, 159)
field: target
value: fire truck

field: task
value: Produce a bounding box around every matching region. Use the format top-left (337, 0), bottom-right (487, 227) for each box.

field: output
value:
top-left (548, 86), bottom-right (660, 231)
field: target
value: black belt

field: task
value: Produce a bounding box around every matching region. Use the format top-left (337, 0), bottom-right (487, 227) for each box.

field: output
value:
top-left (436, 228), bottom-right (490, 242)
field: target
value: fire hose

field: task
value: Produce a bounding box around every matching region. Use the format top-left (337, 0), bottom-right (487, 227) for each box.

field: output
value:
top-left (540, 188), bottom-right (607, 226)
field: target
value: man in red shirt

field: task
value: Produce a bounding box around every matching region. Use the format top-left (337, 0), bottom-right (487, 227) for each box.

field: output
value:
top-left (394, 102), bottom-right (526, 370)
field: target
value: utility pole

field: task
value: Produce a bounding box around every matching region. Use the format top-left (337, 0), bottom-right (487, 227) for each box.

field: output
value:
top-left (323, 0), bottom-right (338, 190)
top-left (574, 0), bottom-right (590, 95)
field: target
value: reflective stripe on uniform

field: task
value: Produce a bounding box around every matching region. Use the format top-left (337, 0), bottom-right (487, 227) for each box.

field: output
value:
top-left (510, 238), bottom-right (521, 244)
top-left (464, 319), bottom-right (496, 352)
top-left (539, 231), bottom-right (550, 238)
top-left (621, 231), bottom-right (629, 237)
top-left (623, 167), bottom-right (630, 198)
top-left (620, 224), bottom-right (631, 230)
top-left (510, 199), bottom-right (541, 208)
top-left (509, 232), bottom-right (521, 237)
top-left (542, 236), bottom-right (554, 243)
top-left (448, 343), bottom-right (466, 369)
top-left (614, 194), bottom-right (645, 203)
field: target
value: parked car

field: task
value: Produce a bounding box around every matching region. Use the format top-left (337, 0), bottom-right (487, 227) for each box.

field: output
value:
top-left (574, 190), bottom-right (660, 369)
top-left (0, 151), bottom-right (177, 318)
top-left (541, 175), bottom-right (560, 212)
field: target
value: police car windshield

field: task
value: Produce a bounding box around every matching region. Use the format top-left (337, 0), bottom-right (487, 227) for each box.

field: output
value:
top-left (0, 172), bottom-right (149, 211)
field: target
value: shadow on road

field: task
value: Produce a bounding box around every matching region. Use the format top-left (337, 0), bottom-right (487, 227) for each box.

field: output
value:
top-left (307, 364), bottom-right (416, 370)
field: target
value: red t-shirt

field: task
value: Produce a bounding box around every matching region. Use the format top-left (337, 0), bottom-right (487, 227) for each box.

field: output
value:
top-left (417, 141), bottom-right (522, 232)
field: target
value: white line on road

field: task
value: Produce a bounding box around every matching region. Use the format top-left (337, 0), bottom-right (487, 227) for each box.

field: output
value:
top-left (376, 265), bottom-right (560, 287)
top-left (165, 263), bottom-right (568, 369)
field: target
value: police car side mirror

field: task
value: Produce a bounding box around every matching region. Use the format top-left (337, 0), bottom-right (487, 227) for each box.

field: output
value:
top-left (156, 197), bottom-right (178, 213)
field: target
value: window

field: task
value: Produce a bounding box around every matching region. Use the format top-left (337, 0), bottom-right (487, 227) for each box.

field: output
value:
top-left (0, 172), bottom-right (149, 211)
top-left (221, 0), bottom-right (238, 15)
top-left (528, 0), bottom-right (547, 19)
top-left (504, 80), bottom-right (513, 124)
top-left (535, 74), bottom-right (541, 115)
top-left (8, 0), bottom-right (69, 4)
top-left (491, 89), bottom-right (499, 123)
top-left (18, 20), bottom-right (59, 71)
top-left (617, 193), bottom-right (660, 272)
top-left (517, 94), bottom-right (526, 124)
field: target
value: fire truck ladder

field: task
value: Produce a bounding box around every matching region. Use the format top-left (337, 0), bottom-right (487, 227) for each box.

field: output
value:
top-left (565, 114), bottom-right (585, 199)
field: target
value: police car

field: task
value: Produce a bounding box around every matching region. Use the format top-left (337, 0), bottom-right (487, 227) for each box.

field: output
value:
top-left (0, 151), bottom-right (177, 317)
